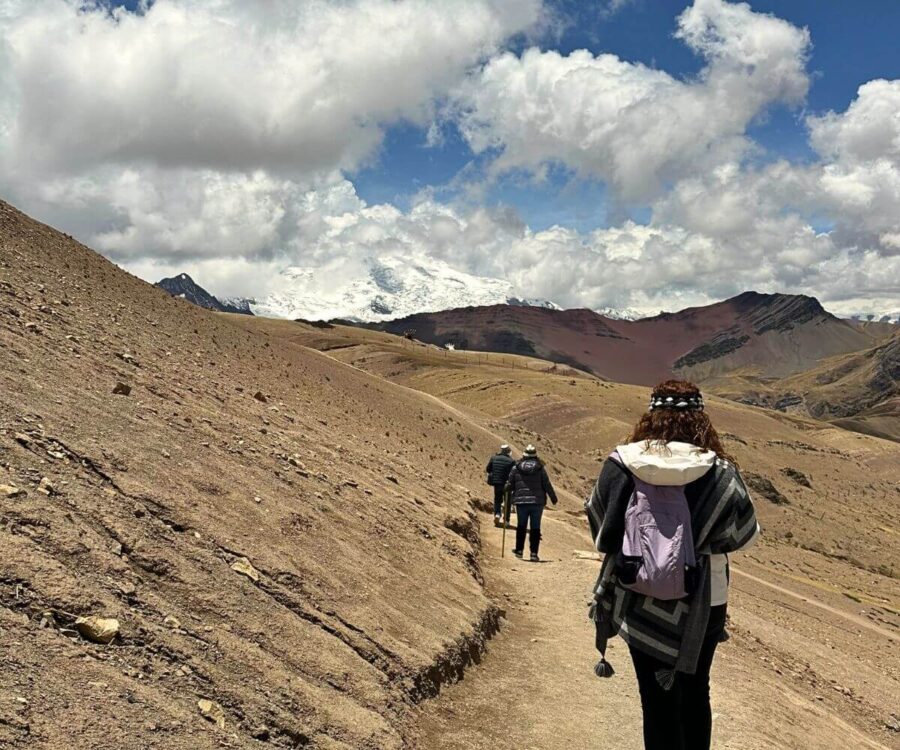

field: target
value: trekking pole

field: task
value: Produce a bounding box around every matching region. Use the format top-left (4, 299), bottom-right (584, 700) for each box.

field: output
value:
top-left (501, 489), bottom-right (509, 558)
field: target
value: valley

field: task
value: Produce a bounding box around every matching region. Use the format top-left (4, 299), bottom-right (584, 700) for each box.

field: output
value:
top-left (1, 199), bottom-right (898, 749)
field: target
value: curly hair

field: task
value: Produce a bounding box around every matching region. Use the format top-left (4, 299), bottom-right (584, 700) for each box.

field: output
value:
top-left (627, 379), bottom-right (736, 464)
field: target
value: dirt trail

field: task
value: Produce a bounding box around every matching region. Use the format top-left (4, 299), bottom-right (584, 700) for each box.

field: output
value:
top-left (411, 509), bottom-right (643, 750)
top-left (411, 509), bottom-right (895, 750)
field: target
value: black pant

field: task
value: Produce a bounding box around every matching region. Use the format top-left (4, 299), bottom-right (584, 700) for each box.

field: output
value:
top-left (629, 605), bottom-right (727, 750)
top-left (492, 485), bottom-right (510, 521)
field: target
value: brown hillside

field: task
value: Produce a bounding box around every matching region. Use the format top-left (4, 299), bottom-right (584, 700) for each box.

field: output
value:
top-left (2, 199), bottom-right (898, 750)
top-left (235, 316), bottom-right (900, 748)
top-left (0, 199), bottom-right (549, 749)
top-left (711, 329), bottom-right (900, 442)
top-left (367, 292), bottom-right (876, 387)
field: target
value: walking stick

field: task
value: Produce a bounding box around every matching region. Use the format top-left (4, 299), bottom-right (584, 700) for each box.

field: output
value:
top-left (501, 488), bottom-right (509, 558)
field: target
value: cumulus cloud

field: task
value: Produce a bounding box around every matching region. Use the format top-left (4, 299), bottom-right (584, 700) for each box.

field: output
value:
top-left (455, 0), bottom-right (809, 201)
top-left (0, 0), bottom-right (897, 319)
top-left (806, 79), bottom-right (900, 255)
top-left (0, 0), bottom-right (541, 181)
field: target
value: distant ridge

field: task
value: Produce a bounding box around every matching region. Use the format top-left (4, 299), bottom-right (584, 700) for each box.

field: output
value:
top-left (360, 292), bottom-right (879, 386)
top-left (155, 273), bottom-right (253, 315)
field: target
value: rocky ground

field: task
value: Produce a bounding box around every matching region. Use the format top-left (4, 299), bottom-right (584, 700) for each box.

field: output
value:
top-left (0, 201), bottom-right (518, 749)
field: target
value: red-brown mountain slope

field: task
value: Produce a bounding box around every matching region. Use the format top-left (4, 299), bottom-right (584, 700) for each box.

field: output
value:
top-left (369, 292), bottom-right (876, 385)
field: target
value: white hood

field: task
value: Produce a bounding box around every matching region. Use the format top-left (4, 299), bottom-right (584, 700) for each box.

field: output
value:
top-left (615, 441), bottom-right (716, 486)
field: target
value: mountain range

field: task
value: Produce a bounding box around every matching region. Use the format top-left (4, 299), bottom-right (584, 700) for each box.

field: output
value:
top-left (155, 271), bottom-right (897, 439)
top-left (367, 292), bottom-right (881, 382)
top-left (156, 273), bottom-right (253, 315)
top-left (2, 197), bottom-right (899, 748)
top-left (162, 258), bottom-right (558, 323)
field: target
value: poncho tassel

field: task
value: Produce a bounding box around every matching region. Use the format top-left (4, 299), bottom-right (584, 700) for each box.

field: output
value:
top-left (594, 659), bottom-right (615, 679)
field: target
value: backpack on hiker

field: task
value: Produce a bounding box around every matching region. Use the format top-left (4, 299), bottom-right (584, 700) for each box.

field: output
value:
top-left (616, 468), bottom-right (699, 600)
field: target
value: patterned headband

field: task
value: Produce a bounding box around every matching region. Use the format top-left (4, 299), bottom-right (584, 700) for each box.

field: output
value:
top-left (649, 393), bottom-right (704, 411)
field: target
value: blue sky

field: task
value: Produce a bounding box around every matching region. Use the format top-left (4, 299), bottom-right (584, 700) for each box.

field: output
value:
top-left (348, 0), bottom-right (900, 231)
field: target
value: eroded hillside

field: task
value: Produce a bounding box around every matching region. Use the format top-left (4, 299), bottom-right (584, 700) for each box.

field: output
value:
top-left (237, 315), bottom-right (900, 748)
top-left (0, 200), bottom-right (531, 749)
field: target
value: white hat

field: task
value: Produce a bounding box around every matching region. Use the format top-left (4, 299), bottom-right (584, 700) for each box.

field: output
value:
top-left (524, 444), bottom-right (537, 456)
top-left (500, 444), bottom-right (511, 453)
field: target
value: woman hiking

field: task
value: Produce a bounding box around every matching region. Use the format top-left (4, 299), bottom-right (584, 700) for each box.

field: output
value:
top-left (585, 380), bottom-right (759, 750)
top-left (506, 444), bottom-right (558, 561)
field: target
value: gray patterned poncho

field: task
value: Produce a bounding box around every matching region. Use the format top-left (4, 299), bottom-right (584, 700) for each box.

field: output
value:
top-left (586, 455), bottom-right (759, 683)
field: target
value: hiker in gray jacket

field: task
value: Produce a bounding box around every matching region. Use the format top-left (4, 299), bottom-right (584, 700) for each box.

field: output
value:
top-left (486, 444), bottom-right (516, 527)
top-left (506, 444), bottom-right (558, 561)
top-left (586, 380), bottom-right (759, 750)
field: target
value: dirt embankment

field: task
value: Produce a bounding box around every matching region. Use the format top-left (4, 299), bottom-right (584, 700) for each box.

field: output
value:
top-left (0, 200), bottom-right (516, 749)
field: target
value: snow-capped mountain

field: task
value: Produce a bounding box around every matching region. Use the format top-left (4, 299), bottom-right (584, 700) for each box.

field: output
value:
top-left (249, 256), bottom-right (558, 322)
top-left (593, 306), bottom-right (647, 321)
top-left (156, 273), bottom-right (253, 315)
top-left (846, 312), bottom-right (900, 324)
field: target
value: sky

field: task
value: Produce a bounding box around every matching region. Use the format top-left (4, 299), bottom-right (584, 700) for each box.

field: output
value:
top-left (1, 0), bottom-right (899, 316)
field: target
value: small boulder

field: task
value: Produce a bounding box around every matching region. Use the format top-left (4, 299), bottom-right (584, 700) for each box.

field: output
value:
top-left (744, 473), bottom-right (790, 506)
top-left (37, 477), bottom-right (55, 496)
top-left (163, 615), bottom-right (182, 629)
top-left (75, 616), bottom-right (120, 644)
top-left (1, 484), bottom-right (26, 499)
top-left (253, 391), bottom-right (268, 403)
top-left (231, 557), bottom-right (260, 582)
top-left (780, 467), bottom-right (811, 488)
top-left (112, 382), bottom-right (132, 396)
top-left (197, 699), bottom-right (226, 729)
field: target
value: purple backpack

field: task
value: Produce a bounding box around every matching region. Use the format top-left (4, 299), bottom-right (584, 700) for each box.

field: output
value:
top-left (615, 455), bottom-right (698, 600)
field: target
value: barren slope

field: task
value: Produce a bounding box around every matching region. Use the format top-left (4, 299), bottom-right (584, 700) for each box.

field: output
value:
top-left (3, 197), bottom-right (898, 750)
top-left (711, 329), bottom-right (900, 442)
top-left (243, 317), bottom-right (900, 748)
top-left (0, 200), bottom-right (530, 749)
top-left (365, 292), bottom-right (876, 387)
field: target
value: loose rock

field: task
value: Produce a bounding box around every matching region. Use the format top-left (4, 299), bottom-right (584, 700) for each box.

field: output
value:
top-left (75, 616), bottom-right (120, 644)
top-left (197, 699), bottom-right (226, 729)
top-left (231, 557), bottom-right (260, 582)
top-left (744, 473), bottom-right (790, 505)
top-left (253, 391), bottom-right (268, 403)
top-left (113, 382), bottom-right (132, 396)
top-left (1, 484), bottom-right (26, 499)
top-left (37, 477), bottom-right (55, 495)
top-left (781, 467), bottom-right (812, 488)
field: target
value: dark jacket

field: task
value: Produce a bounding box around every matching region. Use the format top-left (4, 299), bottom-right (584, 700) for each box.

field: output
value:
top-left (506, 457), bottom-right (558, 506)
top-left (486, 453), bottom-right (516, 486)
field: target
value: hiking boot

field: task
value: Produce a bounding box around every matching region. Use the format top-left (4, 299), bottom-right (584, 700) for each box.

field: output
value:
top-left (530, 552), bottom-right (540, 563)
top-left (493, 515), bottom-right (502, 527)
top-left (513, 549), bottom-right (523, 558)
top-left (515, 527), bottom-right (527, 556)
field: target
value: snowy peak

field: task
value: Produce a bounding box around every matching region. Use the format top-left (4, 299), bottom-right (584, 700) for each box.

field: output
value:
top-left (249, 256), bottom-right (558, 322)
top-left (155, 274), bottom-right (253, 316)
top-left (593, 306), bottom-right (646, 321)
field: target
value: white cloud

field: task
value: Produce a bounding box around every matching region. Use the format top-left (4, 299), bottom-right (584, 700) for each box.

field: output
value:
top-left (0, 0), bottom-right (541, 181)
top-left (0, 0), bottom-right (897, 320)
top-left (806, 79), bottom-right (900, 255)
top-left (455, 0), bottom-right (809, 201)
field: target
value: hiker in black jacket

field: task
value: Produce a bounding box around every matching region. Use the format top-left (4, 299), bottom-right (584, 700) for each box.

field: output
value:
top-left (506, 444), bottom-right (558, 561)
top-left (486, 444), bottom-right (516, 527)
